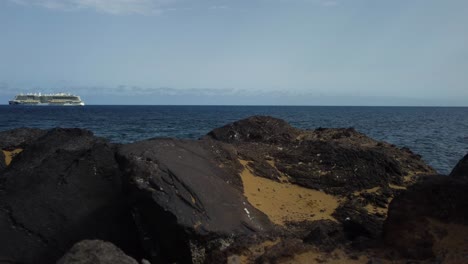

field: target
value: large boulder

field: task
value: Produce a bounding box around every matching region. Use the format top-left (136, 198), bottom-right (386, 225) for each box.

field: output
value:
top-left (449, 153), bottom-right (468, 179)
top-left (116, 138), bottom-right (273, 263)
top-left (0, 128), bottom-right (139, 263)
top-left (0, 127), bottom-right (46, 149)
top-left (57, 240), bottom-right (139, 264)
top-left (0, 128), bottom-right (46, 172)
top-left (384, 174), bottom-right (468, 261)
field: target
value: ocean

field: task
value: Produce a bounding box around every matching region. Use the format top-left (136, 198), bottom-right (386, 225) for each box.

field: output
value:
top-left (0, 105), bottom-right (467, 175)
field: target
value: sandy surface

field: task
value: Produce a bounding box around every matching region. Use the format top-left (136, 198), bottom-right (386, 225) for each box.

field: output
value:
top-left (353, 187), bottom-right (380, 196)
top-left (239, 159), bottom-right (339, 225)
top-left (3, 148), bottom-right (23, 166)
top-left (388, 183), bottom-right (406, 190)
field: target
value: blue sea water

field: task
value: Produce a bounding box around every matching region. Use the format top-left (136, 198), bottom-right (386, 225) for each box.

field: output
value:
top-left (0, 105), bottom-right (467, 175)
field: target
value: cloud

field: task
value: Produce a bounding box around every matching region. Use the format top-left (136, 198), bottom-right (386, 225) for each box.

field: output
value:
top-left (8, 0), bottom-right (176, 15)
top-left (9, 0), bottom-right (340, 14)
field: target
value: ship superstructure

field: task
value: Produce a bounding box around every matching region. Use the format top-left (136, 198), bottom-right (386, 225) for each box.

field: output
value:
top-left (8, 93), bottom-right (85, 106)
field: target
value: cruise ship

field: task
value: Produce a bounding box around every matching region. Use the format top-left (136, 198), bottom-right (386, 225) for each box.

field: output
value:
top-left (8, 93), bottom-right (85, 106)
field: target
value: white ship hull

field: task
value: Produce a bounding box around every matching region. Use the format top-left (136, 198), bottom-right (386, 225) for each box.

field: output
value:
top-left (8, 93), bottom-right (85, 106)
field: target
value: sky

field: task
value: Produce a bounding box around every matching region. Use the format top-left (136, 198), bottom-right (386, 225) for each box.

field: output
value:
top-left (0, 0), bottom-right (467, 105)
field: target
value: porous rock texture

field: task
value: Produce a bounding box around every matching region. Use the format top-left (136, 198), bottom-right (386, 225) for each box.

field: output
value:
top-left (206, 116), bottom-right (435, 195)
top-left (57, 240), bottom-right (139, 264)
top-left (0, 128), bottom-right (138, 264)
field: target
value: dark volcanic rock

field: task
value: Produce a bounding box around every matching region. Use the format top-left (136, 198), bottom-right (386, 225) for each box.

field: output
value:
top-left (0, 151), bottom-right (5, 171)
top-left (0, 128), bottom-right (139, 264)
top-left (333, 199), bottom-right (383, 243)
top-left (303, 220), bottom-right (345, 252)
top-left (0, 117), bottom-right (444, 264)
top-left (274, 140), bottom-right (405, 194)
top-left (207, 116), bottom-right (435, 195)
top-left (0, 127), bottom-right (46, 149)
top-left (206, 115), bottom-right (301, 144)
top-left (117, 138), bottom-right (273, 263)
top-left (449, 153), bottom-right (468, 179)
top-left (57, 240), bottom-right (139, 264)
top-left (383, 175), bottom-right (468, 260)
top-left (255, 239), bottom-right (306, 264)
top-left (0, 128), bottom-right (46, 173)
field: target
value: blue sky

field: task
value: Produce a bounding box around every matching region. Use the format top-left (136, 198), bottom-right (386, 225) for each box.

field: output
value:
top-left (1, 0), bottom-right (467, 105)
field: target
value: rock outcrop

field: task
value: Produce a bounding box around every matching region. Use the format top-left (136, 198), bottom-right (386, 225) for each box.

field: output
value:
top-left (0, 151), bottom-right (5, 171)
top-left (57, 240), bottom-right (139, 264)
top-left (0, 128), bottom-right (46, 172)
top-left (449, 153), bottom-right (468, 179)
top-left (0, 116), bottom-right (456, 264)
top-left (204, 116), bottom-right (435, 242)
top-left (0, 127), bottom-right (46, 149)
top-left (206, 116), bottom-right (435, 195)
top-left (207, 116), bottom-right (301, 144)
top-left (384, 154), bottom-right (468, 262)
top-left (116, 138), bottom-right (274, 263)
top-left (0, 128), bottom-right (139, 263)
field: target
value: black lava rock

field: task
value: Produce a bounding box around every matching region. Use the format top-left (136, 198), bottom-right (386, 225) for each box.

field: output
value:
top-left (449, 153), bottom-right (468, 179)
top-left (384, 175), bottom-right (468, 260)
top-left (206, 115), bottom-right (300, 144)
top-left (116, 138), bottom-right (273, 263)
top-left (0, 128), bottom-right (139, 263)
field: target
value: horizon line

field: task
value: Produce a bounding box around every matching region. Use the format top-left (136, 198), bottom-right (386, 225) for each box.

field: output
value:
top-left (1, 104), bottom-right (468, 107)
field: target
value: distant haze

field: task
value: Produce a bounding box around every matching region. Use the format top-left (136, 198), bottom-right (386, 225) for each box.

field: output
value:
top-left (1, 0), bottom-right (467, 106)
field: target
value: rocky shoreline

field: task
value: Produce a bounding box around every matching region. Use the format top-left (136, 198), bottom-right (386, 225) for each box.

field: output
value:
top-left (0, 116), bottom-right (466, 264)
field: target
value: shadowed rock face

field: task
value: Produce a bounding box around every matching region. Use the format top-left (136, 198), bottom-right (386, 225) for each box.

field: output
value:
top-left (384, 172), bottom-right (468, 260)
top-left (449, 153), bottom-right (468, 179)
top-left (0, 151), bottom-right (5, 171)
top-left (0, 128), bottom-right (139, 264)
top-left (0, 128), bottom-right (46, 150)
top-left (57, 240), bottom-right (139, 264)
top-left (116, 138), bottom-right (273, 263)
top-left (0, 128), bottom-right (46, 173)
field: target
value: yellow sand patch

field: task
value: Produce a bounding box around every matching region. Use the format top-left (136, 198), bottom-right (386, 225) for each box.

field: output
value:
top-left (388, 183), bottom-right (406, 190)
top-left (365, 203), bottom-right (388, 216)
top-left (239, 160), bottom-right (339, 225)
top-left (403, 173), bottom-right (424, 184)
top-left (3, 148), bottom-right (23, 166)
top-left (280, 249), bottom-right (369, 264)
top-left (353, 187), bottom-right (380, 196)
